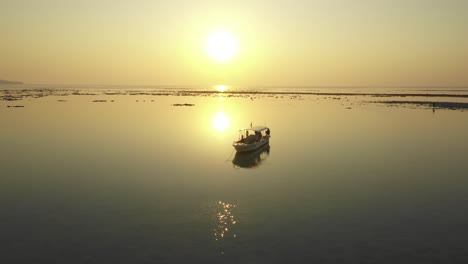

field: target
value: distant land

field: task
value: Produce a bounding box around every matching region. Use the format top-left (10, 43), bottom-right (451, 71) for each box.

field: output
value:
top-left (0, 79), bottom-right (23, 84)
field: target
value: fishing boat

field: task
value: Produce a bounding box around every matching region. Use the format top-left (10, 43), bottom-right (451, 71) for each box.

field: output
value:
top-left (233, 126), bottom-right (271, 152)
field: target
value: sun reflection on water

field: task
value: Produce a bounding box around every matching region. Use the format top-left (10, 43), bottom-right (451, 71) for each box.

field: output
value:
top-left (211, 96), bottom-right (230, 132)
top-left (212, 111), bottom-right (229, 132)
top-left (213, 201), bottom-right (237, 241)
top-left (215, 85), bottom-right (228, 92)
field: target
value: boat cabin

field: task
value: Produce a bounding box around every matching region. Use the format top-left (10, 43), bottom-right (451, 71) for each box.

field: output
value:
top-left (235, 126), bottom-right (271, 144)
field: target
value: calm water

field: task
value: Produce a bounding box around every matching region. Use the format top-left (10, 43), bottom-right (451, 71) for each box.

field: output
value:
top-left (1, 87), bottom-right (468, 263)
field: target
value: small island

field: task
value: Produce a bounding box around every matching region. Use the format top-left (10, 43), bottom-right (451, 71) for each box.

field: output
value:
top-left (0, 79), bottom-right (23, 84)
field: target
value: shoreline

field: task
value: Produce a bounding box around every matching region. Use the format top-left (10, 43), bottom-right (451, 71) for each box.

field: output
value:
top-left (2, 88), bottom-right (468, 111)
top-left (374, 101), bottom-right (468, 110)
top-left (2, 88), bottom-right (468, 98)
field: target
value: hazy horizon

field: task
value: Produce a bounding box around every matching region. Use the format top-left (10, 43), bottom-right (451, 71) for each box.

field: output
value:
top-left (1, 0), bottom-right (467, 87)
top-left (2, 81), bottom-right (468, 89)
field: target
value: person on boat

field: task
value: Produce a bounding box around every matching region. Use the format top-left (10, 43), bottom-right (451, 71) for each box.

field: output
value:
top-left (255, 131), bottom-right (261, 141)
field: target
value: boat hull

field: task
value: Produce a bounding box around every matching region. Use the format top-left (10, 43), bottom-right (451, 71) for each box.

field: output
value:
top-left (232, 144), bottom-right (270, 168)
top-left (233, 137), bottom-right (270, 152)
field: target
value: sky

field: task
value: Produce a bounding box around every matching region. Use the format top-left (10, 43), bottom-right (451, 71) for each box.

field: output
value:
top-left (1, 0), bottom-right (467, 87)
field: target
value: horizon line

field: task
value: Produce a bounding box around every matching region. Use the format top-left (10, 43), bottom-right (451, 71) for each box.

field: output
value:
top-left (2, 82), bottom-right (468, 89)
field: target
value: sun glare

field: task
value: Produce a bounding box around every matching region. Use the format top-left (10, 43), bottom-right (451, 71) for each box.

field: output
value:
top-left (215, 85), bottom-right (228, 92)
top-left (205, 31), bottom-right (239, 63)
top-left (213, 111), bottom-right (230, 132)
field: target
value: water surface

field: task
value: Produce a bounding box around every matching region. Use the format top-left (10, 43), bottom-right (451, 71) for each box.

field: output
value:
top-left (1, 86), bottom-right (468, 263)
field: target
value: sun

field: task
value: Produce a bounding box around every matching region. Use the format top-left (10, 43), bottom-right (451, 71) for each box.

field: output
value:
top-left (205, 31), bottom-right (239, 63)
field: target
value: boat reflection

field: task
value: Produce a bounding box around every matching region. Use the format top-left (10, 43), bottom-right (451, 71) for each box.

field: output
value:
top-left (232, 143), bottom-right (270, 168)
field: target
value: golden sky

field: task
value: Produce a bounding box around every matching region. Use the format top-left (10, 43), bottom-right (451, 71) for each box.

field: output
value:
top-left (1, 0), bottom-right (467, 87)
